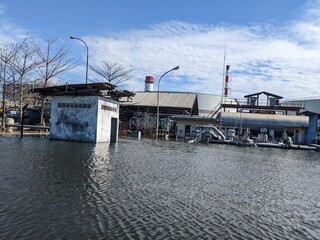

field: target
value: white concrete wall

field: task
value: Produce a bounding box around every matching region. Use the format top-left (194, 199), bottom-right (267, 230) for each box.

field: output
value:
top-left (50, 96), bottom-right (99, 142)
top-left (50, 96), bottom-right (120, 143)
top-left (96, 98), bottom-right (119, 142)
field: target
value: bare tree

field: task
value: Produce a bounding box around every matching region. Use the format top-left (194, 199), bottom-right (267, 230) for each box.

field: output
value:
top-left (12, 38), bottom-right (40, 123)
top-left (90, 61), bottom-right (133, 87)
top-left (35, 38), bottom-right (77, 124)
top-left (135, 112), bottom-right (156, 137)
top-left (0, 42), bottom-right (23, 131)
top-left (4, 63), bottom-right (19, 108)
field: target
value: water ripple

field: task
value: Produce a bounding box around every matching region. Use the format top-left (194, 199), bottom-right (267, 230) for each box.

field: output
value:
top-left (1, 136), bottom-right (320, 239)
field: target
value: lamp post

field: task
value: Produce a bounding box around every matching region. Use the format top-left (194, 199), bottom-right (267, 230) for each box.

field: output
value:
top-left (156, 66), bottom-right (179, 140)
top-left (70, 36), bottom-right (89, 85)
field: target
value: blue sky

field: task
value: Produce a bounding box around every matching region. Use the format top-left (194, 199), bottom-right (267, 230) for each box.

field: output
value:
top-left (1, 0), bottom-right (319, 99)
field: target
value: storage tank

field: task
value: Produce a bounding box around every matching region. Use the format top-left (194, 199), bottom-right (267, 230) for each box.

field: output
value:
top-left (217, 112), bottom-right (308, 135)
top-left (145, 76), bottom-right (154, 92)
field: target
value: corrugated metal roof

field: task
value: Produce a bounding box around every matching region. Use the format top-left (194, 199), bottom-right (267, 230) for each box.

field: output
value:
top-left (123, 92), bottom-right (197, 108)
top-left (121, 91), bottom-right (238, 116)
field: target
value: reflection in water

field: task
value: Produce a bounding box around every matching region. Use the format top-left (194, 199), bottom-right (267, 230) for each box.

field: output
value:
top-left (0, 136), bottom-right (320, 239)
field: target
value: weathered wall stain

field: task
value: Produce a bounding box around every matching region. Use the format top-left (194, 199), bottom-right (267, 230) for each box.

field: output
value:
top-left (56, 112), bottom-right (89, 132)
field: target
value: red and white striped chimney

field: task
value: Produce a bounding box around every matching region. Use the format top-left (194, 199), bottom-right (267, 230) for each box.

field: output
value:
top-left (145, 76), bottom-right (154, 92)
top-left (224, 65), bottom-right (230, 97)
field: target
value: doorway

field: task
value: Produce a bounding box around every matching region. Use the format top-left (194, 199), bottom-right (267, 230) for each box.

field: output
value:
top-left (110, 118), bottom-right (118, 142)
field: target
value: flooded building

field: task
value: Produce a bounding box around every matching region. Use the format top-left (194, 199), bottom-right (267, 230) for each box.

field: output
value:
top-left (33, 83), bottom-right (134, 143)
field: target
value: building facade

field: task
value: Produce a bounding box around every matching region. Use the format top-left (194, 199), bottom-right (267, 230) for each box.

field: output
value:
top-left (50, 96), bottom-right (119, 142)
top-left (33, 82), bottom-right (133, 143)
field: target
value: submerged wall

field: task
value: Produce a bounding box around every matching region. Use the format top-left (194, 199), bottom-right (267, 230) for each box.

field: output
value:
top-left (50, 96), bottom-right (119, 142)
top-left (96, 98), bottom-right (119, 142)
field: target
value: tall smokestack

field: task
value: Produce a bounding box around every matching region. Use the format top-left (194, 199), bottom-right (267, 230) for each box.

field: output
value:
top-left (224, 65), bottom-right (230, 97)
top-left (145, 76), bottom-right (154, 92)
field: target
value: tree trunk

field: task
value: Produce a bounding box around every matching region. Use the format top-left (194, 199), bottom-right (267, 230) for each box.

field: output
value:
top-left (1, 65), bottom-right (7, 131)
top-left (19, 76), bottom-right (23, 124)
top-left (40, 96), bottom-right (45, 125)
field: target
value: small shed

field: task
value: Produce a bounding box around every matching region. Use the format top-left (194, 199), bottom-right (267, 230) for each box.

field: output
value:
top-left (244, 91), bottom-right (283, 107)
top-left (33, 83), bottom-right (134, 143)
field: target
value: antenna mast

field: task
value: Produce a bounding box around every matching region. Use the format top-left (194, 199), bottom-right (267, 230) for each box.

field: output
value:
top-left (219, 40), bottom-right (227, 120)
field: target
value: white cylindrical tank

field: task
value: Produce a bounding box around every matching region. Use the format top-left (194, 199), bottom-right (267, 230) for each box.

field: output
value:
top-left (217, 112), bottom-right (309, 134)
top-left (145, 76), bottom-right (154, 92)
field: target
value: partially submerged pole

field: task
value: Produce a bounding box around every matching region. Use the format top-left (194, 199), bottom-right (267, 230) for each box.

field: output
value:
top-left (20, 104), bottom-right (28, 138)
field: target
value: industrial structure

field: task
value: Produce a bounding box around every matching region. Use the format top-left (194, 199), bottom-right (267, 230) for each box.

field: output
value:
top-left (28, 63), bottom-right (319, 146)
top-left (224, 65), bottom-right (231, 97)
top-left (120, 75), bottom-right (237, 137)
top-left (120, 71), bottom-right (319, 147)
top-left (144, 76), bottom-right (154, 92)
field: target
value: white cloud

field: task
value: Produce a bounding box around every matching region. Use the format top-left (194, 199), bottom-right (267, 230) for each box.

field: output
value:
top-left (0, 6), bottom-right (27, 43)
top-left (84, 1), bottom-right (320, 99)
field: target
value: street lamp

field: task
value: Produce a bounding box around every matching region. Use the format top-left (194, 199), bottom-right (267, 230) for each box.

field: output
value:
top-left (70, 36), bottom-right (89, 85)
top-left (156, 65), bottom-right (179, 140)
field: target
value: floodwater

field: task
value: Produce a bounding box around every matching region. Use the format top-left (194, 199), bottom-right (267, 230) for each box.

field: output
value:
top-left (0, 136), bottom-right (320, 239)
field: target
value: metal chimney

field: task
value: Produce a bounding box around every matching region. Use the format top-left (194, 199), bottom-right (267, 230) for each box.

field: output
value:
top-left (224, 65), bottom-right (230, 97)
top-left (145, 76), bottom-right (154, 92)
